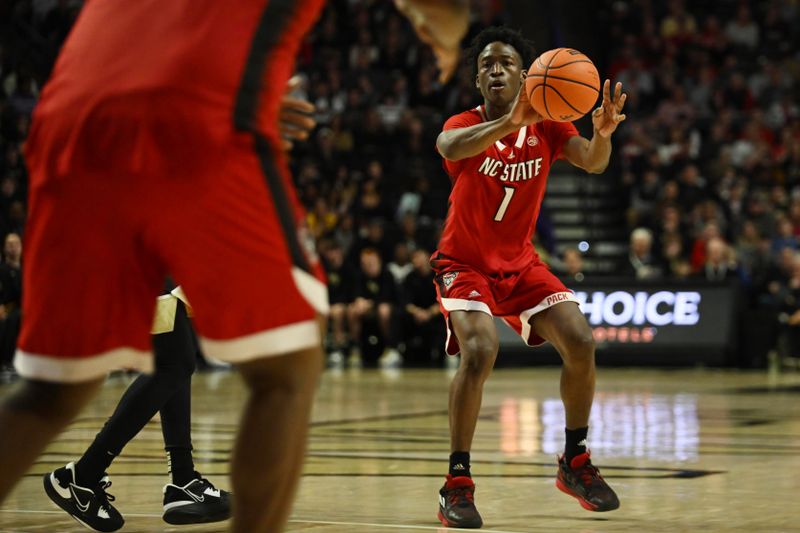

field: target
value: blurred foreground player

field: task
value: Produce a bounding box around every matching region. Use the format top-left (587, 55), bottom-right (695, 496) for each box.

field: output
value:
top-left (40, 87), bottom-right (316, 531)
top-left (0, 2), bottom-right (468, 532)
top-left (433, 28), bottom-right (626, 527)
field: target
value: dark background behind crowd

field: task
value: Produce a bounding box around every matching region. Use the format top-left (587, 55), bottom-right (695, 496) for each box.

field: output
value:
top-left (0, 0), bottom-right (798, 370)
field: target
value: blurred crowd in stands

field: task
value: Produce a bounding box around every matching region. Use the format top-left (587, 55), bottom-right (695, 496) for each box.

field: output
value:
top-left (602, 0), bottom-right (800, 364)
top-left (1, 0), bottom-right (799, 368)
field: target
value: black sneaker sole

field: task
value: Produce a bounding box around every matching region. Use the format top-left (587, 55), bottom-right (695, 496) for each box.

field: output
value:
top-left (163, 503), bottom-right (231, 525)
top-left (437, 508), bottom-right (483, 529)
top-left (43, 473), bottom-right (122, 532)
top-left (556, 478), bottom-right (620, 512)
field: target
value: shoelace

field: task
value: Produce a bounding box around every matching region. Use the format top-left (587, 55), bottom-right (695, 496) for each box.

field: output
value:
top-left (194, 475), bottom-right (217, 492)
top-left (574, 462), bottom-right (602, 487)
top-left (448, 486), bottom-right (475, 506)
top-left (96, 479), bottom-right (116, 510)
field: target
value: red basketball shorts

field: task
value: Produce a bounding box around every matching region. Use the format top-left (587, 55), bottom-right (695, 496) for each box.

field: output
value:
top-left (432, 255), bottom-right (578, 355)
top-left (15, 94), bottom-right (327, 382)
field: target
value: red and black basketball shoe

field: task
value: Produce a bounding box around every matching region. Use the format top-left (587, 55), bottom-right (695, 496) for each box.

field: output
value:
top-left (556, 452), bottom-right (620, 512)
top-left (437, 474), bottom-right (483, 528)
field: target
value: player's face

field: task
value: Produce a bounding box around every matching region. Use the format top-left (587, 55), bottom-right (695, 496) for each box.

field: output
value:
top-left (476, 42), bottom-right (524, 106)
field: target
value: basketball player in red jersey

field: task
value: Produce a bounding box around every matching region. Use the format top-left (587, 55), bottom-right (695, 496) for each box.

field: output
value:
top-left (433, 27), bottom-right (626, 528)
top-left (0, 1), bottom-right (468, 532)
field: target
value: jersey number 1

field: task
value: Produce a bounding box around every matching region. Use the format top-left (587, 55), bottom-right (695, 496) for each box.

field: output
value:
top-left (494, 187), bottom-right (515, 222)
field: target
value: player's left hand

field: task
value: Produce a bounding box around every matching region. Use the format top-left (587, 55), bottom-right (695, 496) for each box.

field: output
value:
top-left (592, 80), bottom-right (627, 138)
top-left (279, 76), bottom-right (316, 151)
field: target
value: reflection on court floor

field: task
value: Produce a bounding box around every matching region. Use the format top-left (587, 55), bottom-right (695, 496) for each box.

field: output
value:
top-left (498, 393), bottom-right (700, 460)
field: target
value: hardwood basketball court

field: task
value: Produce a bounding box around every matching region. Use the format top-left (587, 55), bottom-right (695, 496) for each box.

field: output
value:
top-left (1, 367), bottom-right (799, 532)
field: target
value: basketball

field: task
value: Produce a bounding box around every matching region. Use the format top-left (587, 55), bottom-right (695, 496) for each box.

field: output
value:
top-left (525, 48), bottom-right (600, 122)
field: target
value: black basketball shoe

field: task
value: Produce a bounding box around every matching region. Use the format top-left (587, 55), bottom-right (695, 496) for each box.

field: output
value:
top-left (43, 463), bottom-right (124, 532)
top-left (556, 451), bottom-right (620, 512)
top-left (162, 475), bottom-right (231, 525)
top-left (437, 474), bottom-right (483, 528)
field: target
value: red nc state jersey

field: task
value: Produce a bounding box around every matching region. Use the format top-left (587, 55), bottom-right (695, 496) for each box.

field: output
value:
top-left (436, 105), bottom-right (579, 275)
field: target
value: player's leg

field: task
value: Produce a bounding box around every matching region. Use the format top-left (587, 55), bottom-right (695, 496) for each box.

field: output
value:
top-left (42, 296), bottom-right (205, 530)
top-left (530, 303), bottom-right (595, 431)
top-left (530, 302), bottom-right (619, 512)
top-left (431, 262), bottom-right (497, 529)
top-left (60, 299), bottom-right (197, 484)
top-left (231, 337), bottom-right (323, 533)
top-left (157, 298), bottom-right (231, 525)
top-left (156, 298), bottom-right (199, 486)
top-left (0, 378), bottom-right (103, 502)
top-left (448, 310), bottom-right (499, 458)
top-left (435, 310), bottom-right (496, 529)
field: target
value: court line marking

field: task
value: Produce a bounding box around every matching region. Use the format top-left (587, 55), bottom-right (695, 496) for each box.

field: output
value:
top-left (0, 509), bottom-right (162, 518)
top-left (0, 510), bottom-right (526, 532)
top-left (291, 518), bottom-right (526, 532)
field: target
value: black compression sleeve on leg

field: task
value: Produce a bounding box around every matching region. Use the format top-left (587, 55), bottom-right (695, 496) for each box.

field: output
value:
top-left (158, 300), bottom-right (197, 484)
top-left (75, 299), bottom-right (196, 487)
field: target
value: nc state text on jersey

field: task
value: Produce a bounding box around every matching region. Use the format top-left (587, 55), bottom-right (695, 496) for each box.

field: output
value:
top-left (477, 156), bottom-right (544, 182)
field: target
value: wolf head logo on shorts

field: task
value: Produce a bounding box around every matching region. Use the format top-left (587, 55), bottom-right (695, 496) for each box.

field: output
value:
top-left (441, 272), bottom-right (458, 291)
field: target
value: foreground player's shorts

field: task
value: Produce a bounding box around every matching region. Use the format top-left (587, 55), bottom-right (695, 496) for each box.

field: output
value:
top-left (15, 96), bottom-right (328, 382)
top-left (432, 254), bottom-right (578, 355)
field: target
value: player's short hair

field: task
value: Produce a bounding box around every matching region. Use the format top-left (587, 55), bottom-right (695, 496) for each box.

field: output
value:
top-left (466, 26), bottom-right (536, 77)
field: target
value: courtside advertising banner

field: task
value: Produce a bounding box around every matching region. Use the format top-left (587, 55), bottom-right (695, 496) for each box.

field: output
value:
top-left (497, 281), bottom-right (739, 364)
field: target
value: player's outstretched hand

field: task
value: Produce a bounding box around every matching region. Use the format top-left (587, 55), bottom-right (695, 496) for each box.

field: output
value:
top-left (508, 85), bottom-right (544, 128)
top-left (279, 76), bottom-right (316, 151)
top-left (394, 0), bottom-right (469, 84)
top-left (592, 79), bottom-right (627, 138)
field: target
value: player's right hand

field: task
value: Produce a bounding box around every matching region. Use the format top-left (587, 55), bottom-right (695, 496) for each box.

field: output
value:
top-left (394, 0), bottom-right (469, 84)
top-left (508, 84), bottom-right (544, 128)
top-left (279, 76), bottom-right (316, 151)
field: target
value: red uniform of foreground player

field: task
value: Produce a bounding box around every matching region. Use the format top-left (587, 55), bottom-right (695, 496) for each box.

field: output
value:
top-left (433, 27), bottom-right (627, 528)
top-left (0, 1), bottom-right (469, 532)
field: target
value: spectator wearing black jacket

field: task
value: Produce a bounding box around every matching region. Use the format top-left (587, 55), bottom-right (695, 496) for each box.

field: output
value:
top-left (400, 249), bottom-right (443, 365)
top-left (348, 247), bottom-right (401, 367)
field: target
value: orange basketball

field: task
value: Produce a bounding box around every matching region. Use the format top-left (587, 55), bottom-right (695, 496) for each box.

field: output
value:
top-left (525, 48), bottom-right (600, 122)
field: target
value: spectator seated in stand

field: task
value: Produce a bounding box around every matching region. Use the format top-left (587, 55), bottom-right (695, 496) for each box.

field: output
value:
top-left (621, 227), bottom-right (663, 280)
top-left (348, 247), bottom-right (402, 368)
top-left (399, 248), bottom-right (443, 366)
top-left (693, 237), bottom-right (741, 282)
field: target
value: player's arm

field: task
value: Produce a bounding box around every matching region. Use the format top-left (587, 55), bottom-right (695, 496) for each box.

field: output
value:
top-left (394, 0), bottom-right (469, 83)
top-left (563, 80), bottom-right (627, 174)
top-left (437, 87), bottom-right (543, 161)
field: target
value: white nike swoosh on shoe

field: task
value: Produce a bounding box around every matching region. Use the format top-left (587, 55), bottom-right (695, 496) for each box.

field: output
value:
top-left (49, 473), bottom-right (72, 500)
top-left (164, 501), bottom-right (195, 512)
top-left (70, 485), bottom-right (92, 513)
top-left (185, 489), bottom-right (204, 503)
